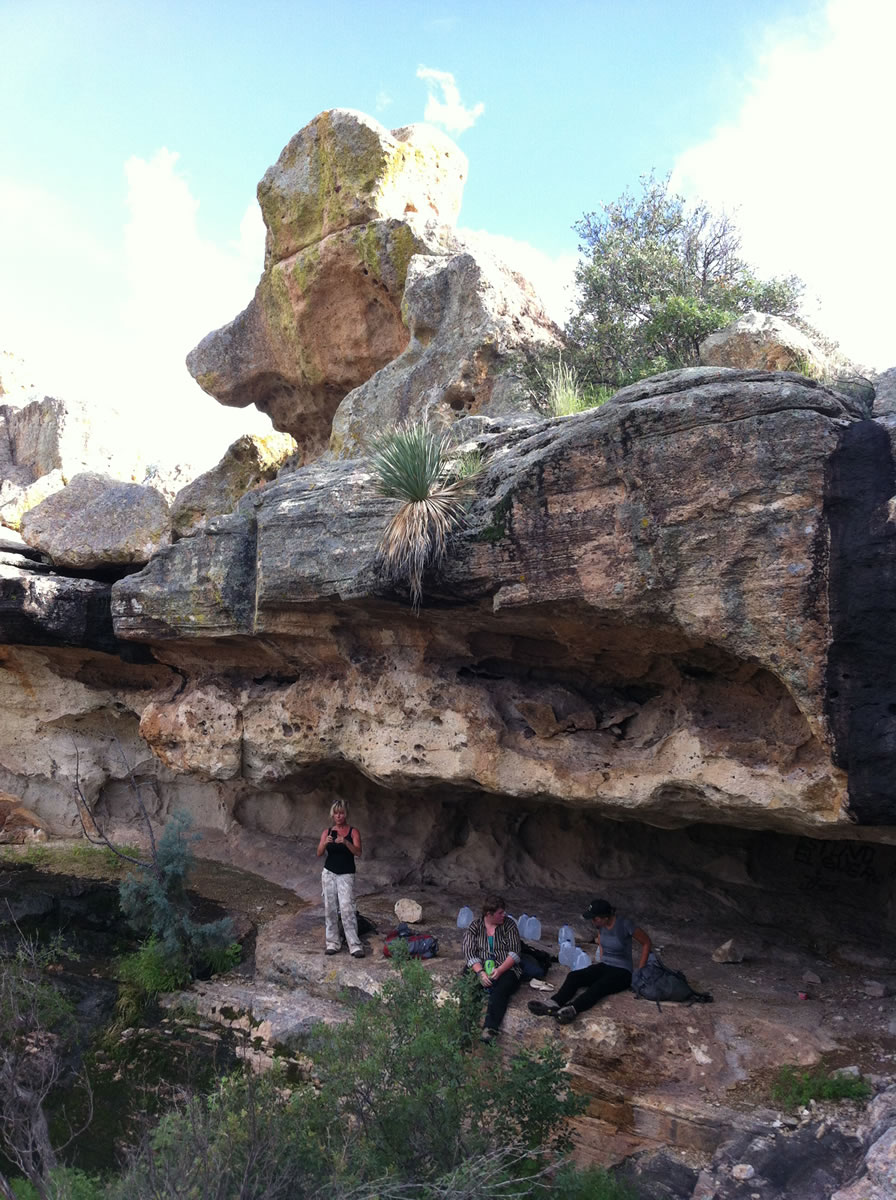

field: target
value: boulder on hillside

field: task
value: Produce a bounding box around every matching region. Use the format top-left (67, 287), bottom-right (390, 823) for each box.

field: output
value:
top-left (699, 311), bottom-right (829, 375)
top-left (187, 109), bottom-right (561, 461)
top-left (330, 249), bottom-right (562, 456)
top-left (257, 109), bottom-right (467, 266)
top-left (171, 431), bottom-right (297, 539)
top-left (187, 110), bottom-right (467, 460)
top-left (700, 311), bottom-right (874, 408)
top-left (20, 473), bottom-right (171, 569)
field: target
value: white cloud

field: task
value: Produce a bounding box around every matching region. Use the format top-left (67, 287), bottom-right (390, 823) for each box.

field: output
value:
top-left (416, 66), bottom-right (484, 136)
top-left (0, 152), bottom-right (271, 478)
top-left (673, 0), bottom-right (896, 370)
top-left (460, 229), bottom-right (577, 327)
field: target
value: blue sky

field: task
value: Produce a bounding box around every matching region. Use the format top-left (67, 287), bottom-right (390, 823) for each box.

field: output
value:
top-left (1, 0), bottom-right (892, 471)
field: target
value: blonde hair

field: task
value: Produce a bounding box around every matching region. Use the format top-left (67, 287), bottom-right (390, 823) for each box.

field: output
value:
top-left (329, 800), bottom-right (349, 819)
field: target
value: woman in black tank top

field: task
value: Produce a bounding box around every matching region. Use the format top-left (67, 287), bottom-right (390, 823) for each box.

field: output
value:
top-left (316, 801), bottom-right (364, 957)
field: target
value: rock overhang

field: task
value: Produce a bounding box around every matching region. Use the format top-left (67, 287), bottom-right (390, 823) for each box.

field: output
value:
top-left (109, 368), bottom-right (896, 837)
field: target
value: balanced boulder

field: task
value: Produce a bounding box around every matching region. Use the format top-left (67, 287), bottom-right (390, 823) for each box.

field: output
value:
top-left (20, 472), bottom-right (170, 569)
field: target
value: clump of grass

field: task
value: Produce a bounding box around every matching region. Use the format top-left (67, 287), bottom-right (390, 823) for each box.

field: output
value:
top-left (452, 447), bottom-right (484, 481)
top-left (549, 1163), bottom-right (638, 1199)
top-left (532, 355), bottom-right (613, 416)
top-left (370, 423), bottom-right (480, 611)
top-left (771, 1064), bottom-right (872, 1108)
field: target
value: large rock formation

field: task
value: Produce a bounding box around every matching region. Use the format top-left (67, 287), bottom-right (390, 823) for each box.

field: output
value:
top-left (5, 112), bottom-right (896, 1181)
top-left (108, 366), bottom-right (896, 840)
top-left (187, 109), bottom-right (561, 460)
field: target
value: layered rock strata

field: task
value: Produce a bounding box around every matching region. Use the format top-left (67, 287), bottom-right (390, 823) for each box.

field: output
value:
top-left (110, 368), bottom-right (896, 837)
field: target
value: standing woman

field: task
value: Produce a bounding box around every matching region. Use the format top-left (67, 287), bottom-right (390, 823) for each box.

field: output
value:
top-left (317, 801), bottom-right (364, 958)
top-left (528, 897), bottom-right (650, 1024)
top-left (462, 894), bottom-right (522, 1043)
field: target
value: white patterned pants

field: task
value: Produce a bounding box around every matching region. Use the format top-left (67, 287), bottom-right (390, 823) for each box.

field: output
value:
top-left (322, 869), bottom-right (361, 952)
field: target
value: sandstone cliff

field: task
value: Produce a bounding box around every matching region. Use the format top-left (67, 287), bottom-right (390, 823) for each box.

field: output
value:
top-left (1, 109), bottom-right (895, 912)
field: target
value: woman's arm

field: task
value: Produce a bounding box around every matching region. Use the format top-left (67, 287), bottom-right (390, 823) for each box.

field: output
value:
top-left (316, 828), bottom-right (330, 857)
top-left (490, 921), bottom-right (521, 980)
top-left (462, 921), bottom-right (491, 986)
top-left (632, 927), bottom-right (652, 970)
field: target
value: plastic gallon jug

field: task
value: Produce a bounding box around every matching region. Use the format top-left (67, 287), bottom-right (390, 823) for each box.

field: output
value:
top-left (558, 925), bottom-right (575, 946)
top-left (573, 948), bottom-right (591, 970)
top-left (456, 906), bottom-right (474, 929)
top-left (525, 917), bottom-right (542, 941)
top-left (558, 943), bottom-right (577, 968)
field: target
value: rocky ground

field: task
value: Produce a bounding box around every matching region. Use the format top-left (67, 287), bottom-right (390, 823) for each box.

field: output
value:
top-left (164, 863), bottom-right (896, 1199)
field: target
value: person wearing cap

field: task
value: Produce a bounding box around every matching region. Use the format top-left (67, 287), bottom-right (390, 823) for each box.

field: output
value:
top-left (528, 898), bottom-right (651, 1024)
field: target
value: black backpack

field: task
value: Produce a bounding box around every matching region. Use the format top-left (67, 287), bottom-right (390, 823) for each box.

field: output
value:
top-left (519, 941), bottom-right (555, 980)
top-left (631, 953), bottom-right (713, 1009)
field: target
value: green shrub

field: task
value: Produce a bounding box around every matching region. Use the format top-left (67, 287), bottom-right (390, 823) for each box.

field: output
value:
top-left (117, 935), bottom-right (192, 999)
top-left (548, 1163), bottom-right (638, 1199)
top-left (567, 171), bottom-right (807, 388)
top-left (311, 953), bottom-right (584, 1183)
top-left (112, 953), bottom-right (585, 1197)
top-left (204, 941), bottom-right (242, 975)
top-left (370, 422), bottom-right (477, 611)
top-left (10, 1167), bottom-right (104, 1200)
top-left (771, 1065), bottom-right (872, 1108)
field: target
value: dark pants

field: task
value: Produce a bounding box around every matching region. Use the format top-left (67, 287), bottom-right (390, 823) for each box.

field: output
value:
top-left (480, 971), bottom-right (521, 1031)
top-left (553, 963), bottom-right (631, 1014)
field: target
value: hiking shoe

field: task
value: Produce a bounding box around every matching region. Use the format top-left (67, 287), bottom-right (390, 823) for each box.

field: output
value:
top-left (556, 1005), bottom-right (577, 1024)
top-left (350, 948), bottom-right (365, 958)
top-left (528, 1000), bottom-right (558, 1016)
top-left (480, 1028), bottom-right (499, 1044)
top-left (325, 947), bottom-right (340, 955)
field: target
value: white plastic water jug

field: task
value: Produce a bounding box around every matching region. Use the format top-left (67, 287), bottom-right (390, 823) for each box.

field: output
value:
top-left (516, 913), bottom-right (529, 934)
top-left (573, 948), bottom-right (591, 970)
top-left (526, 917), bottom-right (542, 941)
top-left (558, 943), bottom-right (577, 968)
top-left (456, 906), bottom-right (474, 929)
top-left (558, 925), bottom-right (575, 946)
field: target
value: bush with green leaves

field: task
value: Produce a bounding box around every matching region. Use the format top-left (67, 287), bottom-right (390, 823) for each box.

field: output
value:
top-left (371, 422), bottom-right (481, 611)
top-left (311, 952), bottom-right (582, 1182)
top-left (8, 1167), bottom-right (103, 1200)
top-left (566, 171), bottom-right (806, 388)
top-left (110, 951), bottom-right (589, 1198)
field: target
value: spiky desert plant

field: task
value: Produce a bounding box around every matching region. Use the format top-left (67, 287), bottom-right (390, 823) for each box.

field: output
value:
top-left (371, 423), bottom-right (477, 611)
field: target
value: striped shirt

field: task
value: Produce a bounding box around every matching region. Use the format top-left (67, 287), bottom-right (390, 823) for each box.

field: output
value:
top-left (462, 916), bottom-right (522, 977)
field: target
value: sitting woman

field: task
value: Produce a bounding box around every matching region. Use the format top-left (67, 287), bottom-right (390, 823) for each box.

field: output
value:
top-left (529, 897), bottom-right (651, 1024)
top-left (462, 894), bottom-right (522, 1043)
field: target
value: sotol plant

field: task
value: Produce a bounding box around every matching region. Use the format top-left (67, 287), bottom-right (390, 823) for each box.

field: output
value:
top-left (371, 422), bottom-right (480, 611)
